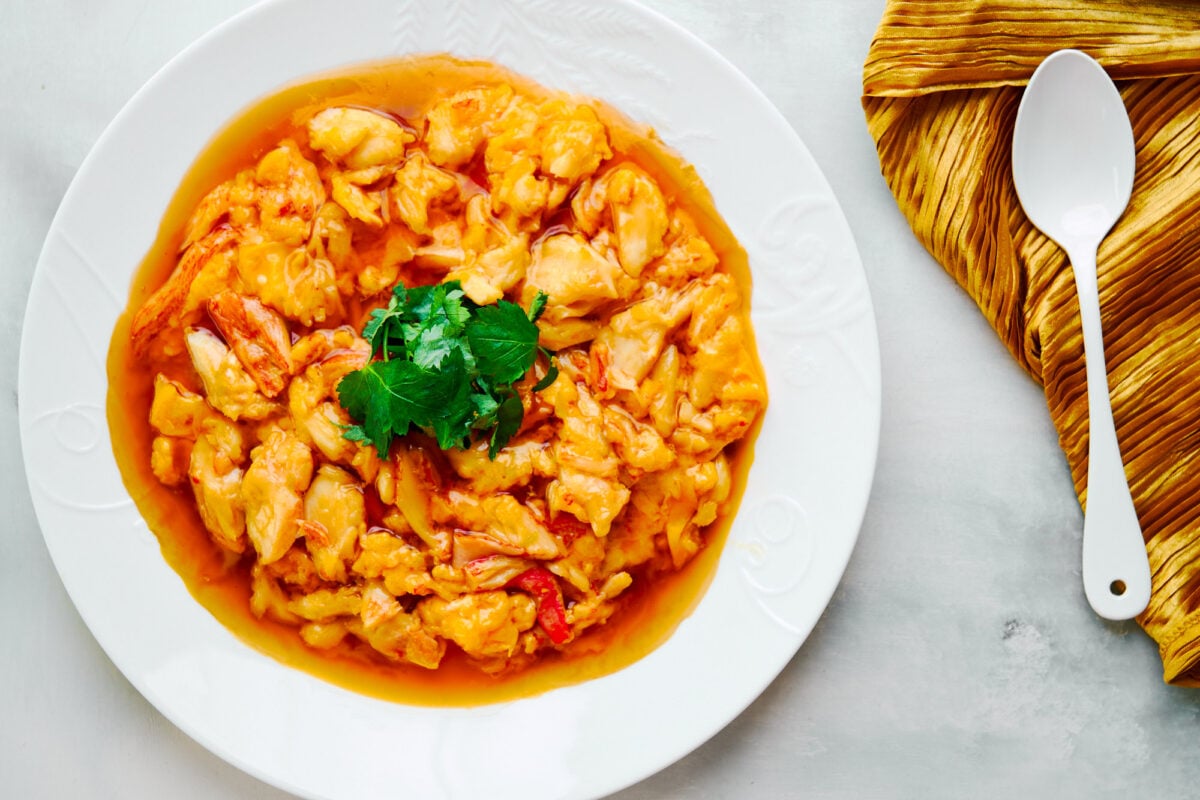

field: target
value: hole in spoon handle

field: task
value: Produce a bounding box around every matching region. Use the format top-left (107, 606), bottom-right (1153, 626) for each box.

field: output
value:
top-left (1080, 440), bottom-right (1151, 619)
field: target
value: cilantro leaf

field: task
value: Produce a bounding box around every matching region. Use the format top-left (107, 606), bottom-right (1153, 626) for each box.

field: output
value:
top-left (336, 362), bottom-right (410, 454)
top-left (532, 361), bottom-right (559, 393)
top-left (528, 290), bottom-right (549, 323)
top-left (488, 392), bottom-right (526, 459)
top-left (410, 320), bottom-right (459, 369)
top-left (362, 295), bottom-right (407, 360)
top-left (337, 281), bottom-right (556, 460)
top-left (340, 424), bottom-right (371, 444)
top-left (465, 300), bottom-right (541, 385)
top-left (470, 392), bottom-right (501, 428)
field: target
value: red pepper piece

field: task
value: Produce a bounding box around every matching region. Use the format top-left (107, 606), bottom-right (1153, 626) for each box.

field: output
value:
top-left (508, 567), bottom-right (572, 645)
top-left (546, 513), bottom-right (590, 547)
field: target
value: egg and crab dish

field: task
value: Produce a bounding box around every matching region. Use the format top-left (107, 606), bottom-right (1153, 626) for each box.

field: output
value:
top-left (109, 57), bottom-right (766, 698)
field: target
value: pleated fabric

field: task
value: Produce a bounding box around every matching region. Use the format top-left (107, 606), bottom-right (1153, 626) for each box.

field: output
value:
top-left (863, 0), bottom-right (1200, 683)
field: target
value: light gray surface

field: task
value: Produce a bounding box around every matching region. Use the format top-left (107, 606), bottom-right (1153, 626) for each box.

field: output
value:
top-left (4, 1), bottom-right (1199, 798)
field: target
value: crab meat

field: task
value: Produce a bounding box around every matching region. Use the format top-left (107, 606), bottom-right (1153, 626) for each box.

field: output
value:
top-left (241, 429), bottom-right (315, 564)
top-left (301, 465), bottom-right (366, 583)
top-left (307, 107), bottom-right (414, 170)
top-left (184, 327), bottom-right (276, 421)
top-left (207, 291), bottom-right (294, 398)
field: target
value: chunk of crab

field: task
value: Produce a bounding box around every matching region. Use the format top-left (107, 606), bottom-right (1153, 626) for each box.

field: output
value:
top-left (424, 84), bottom-right (515, 168)
top-left (565, 572), bottom-right (634, 634)
top-left (606, 166), bottom-right (669, 276)
top-left (646, 208), bottom-right (720, 286)
top-left (672, 398), bottom-right (764, 464)
top-left (130, 227), bottom-right (237, 357)
top-left (299, 621), bottom-right (350, 650)
top-left (539, 101), bottom-right (611, 181)
top-left (352, 532), bottom-right (412, 580)
top-left (348, 609), bottom-right (445, 668)
top-left (288, 585), bottom-right (362, 622)
top-left (352, 532), bottom-right (434, 597)
top-left (254, 140), bottom-right (326, 246)
top-left (443, 437), bottom-right (554, 494)
top-left (290, 325), bottom-right (364, 370)
top-left (541, 374), bottom-right (621, 477)
top-left (383, 444), bottom-right (447, 557)
top-left (569, 174), bottom-right (610, 237)
top-left (484, 93), bottom-right (537, 174)
top-left (623, 456), bottom-right (732, 569)
top-left (307, 107), bottom-right (414, 170)
top-left (184, 327), bottom-right (276, 421)
top-left (546, 531), bottom-right (607, 595)
top-left (357, 230), bottom-right (417, 297)
top-left (181, 182), bottom-right (233, 251)
top-left (688, 307), bottom-right (766, 412)
top-left (359, 581), bottom-right (403, 630)
top-left (477, 498), bottom-right (565, 558)
top-left (535, 318), bottom-right (604, 352)
top-left (684, 273), bottom-right (739, 350)
top-left (601, 404), bottom-right (674, 475)
top-left (300, 465), bottom-right (365, 583)
top-left (540, 377), bottom-right (630, 536)
top-left (590, 280), bottom-right (701, 392)
top-left (149, 374), bottom-right (207, 437)
top-left (235, 242), bottom-right (343, 327)
top-left (308, 201), bottom-right (358, 278)
top-left (490, 156), bottom-right (549, 222)
top-left (599, 509), bottom-right (658, 574)
top-left (291, 388), bottom-right (356, 464)
top-left (417, 590), bottom-right (537, 661)
top-left (198, 410), bottom-right (247, 464)
top-left (330, 173), bottom-right (385, 227)
top-left (436, 491), bottom-right (564, 560)
top-left (483, 96), bottom-right (611, 215)
top-left (266, 537), bottom-right (323, 589)
top-left (179, 141), bottom-right (323, 251)
top-left (460, 192), bottom-right (504, 253)
top-left (522, 233), bottom-right (634, 323)
top-left (389, 152), bottom-right (460, 235)
top-left (288, 344), bottom-right (371, 465)
top-left (241, 428), bottom-right (315, 564)
top-left (207, 290), bottom-right (294, 398)
top-left (461, 555), bottom-right (534, 592)
top-left (642, 344), bottom-right (682, 438)
top-left (482, 97), bottom-right (552, 220)
top-left (451, 530), bottom-right (523, 564)
top-left (676, 274), bottom-right (767, 421)
top-left (150, 436), bottom-right (192, 486)
top-left (447, 232), bottom-right (531, 305)
top-left (546, 469), bottom-right (630, 539)
top-left (249, 562), bottom-right (302, 624)
top-left (188, 435), bottom-right (246, 553)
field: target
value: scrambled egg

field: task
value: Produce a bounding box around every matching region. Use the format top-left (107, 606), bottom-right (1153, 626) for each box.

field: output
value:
top-left (131, 79), bottom-right (766, 674)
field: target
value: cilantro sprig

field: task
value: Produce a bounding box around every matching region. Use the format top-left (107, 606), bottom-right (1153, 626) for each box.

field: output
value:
top-left (337, 281), bottom-right (557, 459)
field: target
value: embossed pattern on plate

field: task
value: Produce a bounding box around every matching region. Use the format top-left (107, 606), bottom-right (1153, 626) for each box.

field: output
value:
top-left (18, 1), bottom-right (880, 798)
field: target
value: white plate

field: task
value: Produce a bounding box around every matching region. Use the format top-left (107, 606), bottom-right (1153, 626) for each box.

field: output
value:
top-left (18, 0), bottom-right (880, 797)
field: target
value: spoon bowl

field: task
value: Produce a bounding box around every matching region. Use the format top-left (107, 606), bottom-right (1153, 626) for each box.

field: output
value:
top-left (1012, 51), bottom-right (1135, 241)
top-left (1011, 49), bottom-right (1149, 620)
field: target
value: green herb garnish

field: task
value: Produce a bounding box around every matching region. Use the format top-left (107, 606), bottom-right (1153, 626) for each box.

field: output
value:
top-left (337, 281), bottom-right (556, 459)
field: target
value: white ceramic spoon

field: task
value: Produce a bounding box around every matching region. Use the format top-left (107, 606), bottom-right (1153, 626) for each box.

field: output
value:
top-left (1011, 49), bottom-right (1150, 620)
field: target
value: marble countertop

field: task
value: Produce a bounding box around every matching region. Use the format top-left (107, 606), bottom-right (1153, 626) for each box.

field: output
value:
top-left (5, 1), bottom-right (1198, 797)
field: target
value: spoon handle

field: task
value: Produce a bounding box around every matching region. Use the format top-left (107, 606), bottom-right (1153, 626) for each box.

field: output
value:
top-left (1068, 243), bottom-right (1151, 620)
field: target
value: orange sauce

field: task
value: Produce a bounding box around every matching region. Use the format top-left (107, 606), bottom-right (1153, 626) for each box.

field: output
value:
top-left (106, 55), bottom-right (764, 706)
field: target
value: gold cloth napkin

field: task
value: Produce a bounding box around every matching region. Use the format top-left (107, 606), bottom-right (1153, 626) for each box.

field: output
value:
top-left (863, 0), bottom-right (1200, 683)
